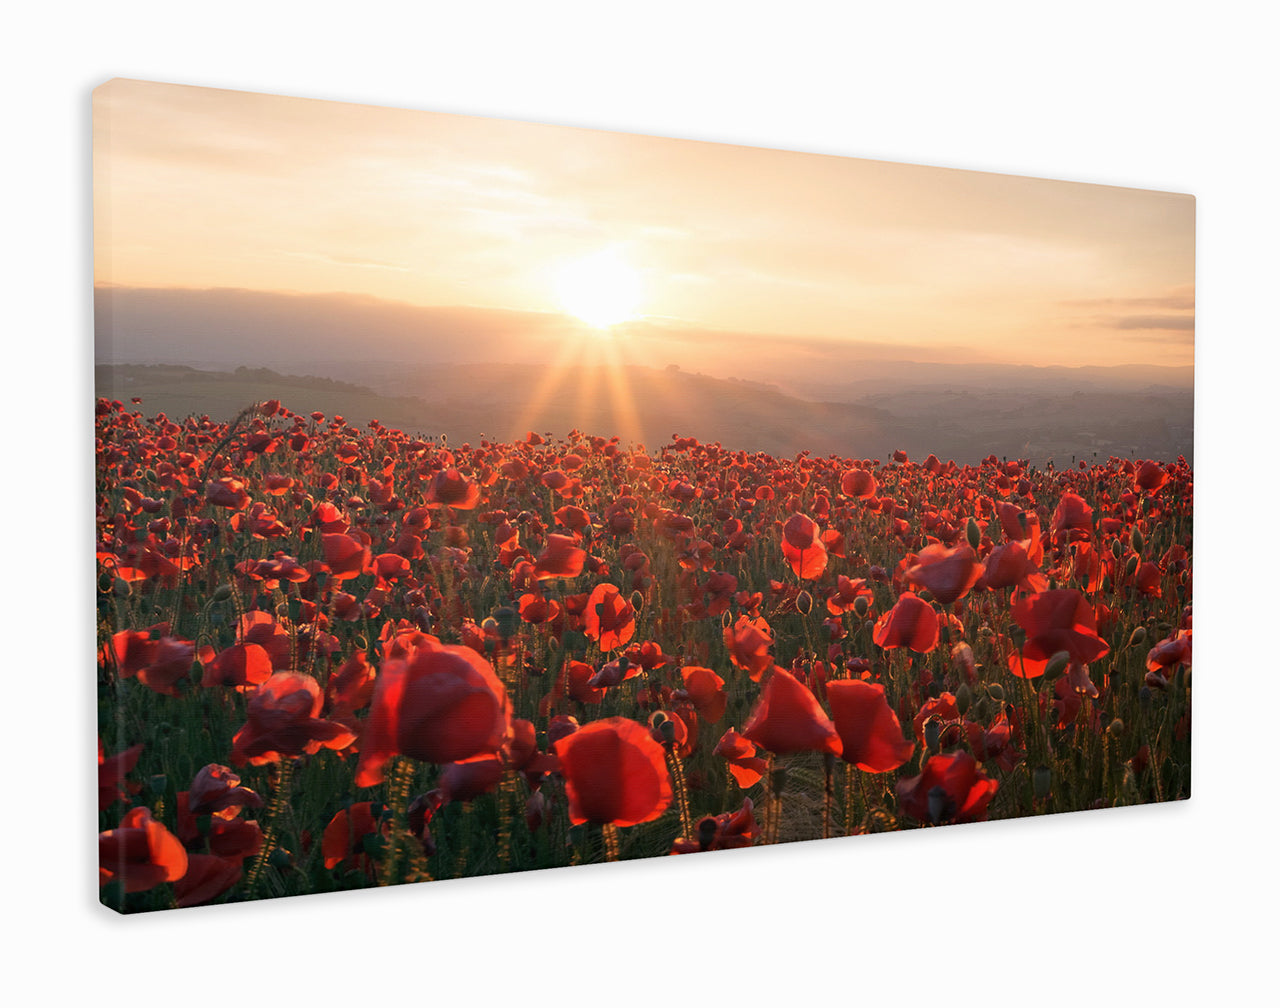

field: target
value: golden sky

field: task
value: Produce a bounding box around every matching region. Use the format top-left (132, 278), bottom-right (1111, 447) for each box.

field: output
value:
top-left (93, 78), bottom-right (1194, 368)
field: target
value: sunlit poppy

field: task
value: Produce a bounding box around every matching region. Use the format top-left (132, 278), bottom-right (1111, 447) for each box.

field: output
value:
top-left (780, 512), bottom-right (828, 580)
top-left (230, 672), bottom-right (357, 765)
top-left (582, 582), bottom-right (636, 651)
top-left (553, 717), bottom-right (673, 827)
top-left (872, 592), bottom-right (939, 654)
top-left (1008, 588), bottom-right (1109, 678)
top-left (742, 667), bottom-right (841, 756)
top-left (724, 614), bottom-right (774, 680)
top-left (826, 679), bottom-right (914, 772)
top-left (896, 752), bottom-right (998, 825)
top-left (534, 533), bottom-right (587, 580)
top-left (100, 806), bottom-right (189, 893)
top-left (355, 636), bottom-right (510, 786)
top-left (713, 728), bottom-right (769, 788)
top-left (670, 799), bottom-right (758, 854)
top-left (904, 544), bottom-right (982, 605)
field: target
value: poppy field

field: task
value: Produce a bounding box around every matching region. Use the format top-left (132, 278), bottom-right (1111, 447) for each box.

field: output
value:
top-left (96, 396), bottom-right (1192, 912)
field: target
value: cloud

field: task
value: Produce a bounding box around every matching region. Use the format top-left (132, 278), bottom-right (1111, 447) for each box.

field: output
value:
top-left (1110, 314), bottom-right (1196, 331)
top-left (1116, 330), bottom-right (1195, 345)
top-left (1060, 286), bottom-right (1195, 312)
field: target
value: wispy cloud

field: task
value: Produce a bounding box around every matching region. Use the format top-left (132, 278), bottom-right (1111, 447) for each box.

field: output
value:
top-left (1111, 314), bottom-right (1195, 331)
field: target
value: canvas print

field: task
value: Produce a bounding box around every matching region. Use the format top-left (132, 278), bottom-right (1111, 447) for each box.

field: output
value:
top-left (95, 79), bottom-right (1194, 912)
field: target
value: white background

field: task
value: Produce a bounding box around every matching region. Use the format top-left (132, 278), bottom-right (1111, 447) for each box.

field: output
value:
top-left (5, 2), bottom-right (1274, 1004)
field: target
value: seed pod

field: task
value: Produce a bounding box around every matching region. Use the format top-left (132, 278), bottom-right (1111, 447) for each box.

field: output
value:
top-left (1043, 650), bottom-right (1072, 680)
top-left (853, 596), bottom-right (869, 619)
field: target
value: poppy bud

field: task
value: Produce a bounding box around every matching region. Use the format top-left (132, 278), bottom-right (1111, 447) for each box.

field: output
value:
top-left (493, 606), bottom-right (521, 640)
top-left (955, 683), bottom-right (972, 715)
top-left (212, 583), bottom-right (233, 602)
top-left (113, 578), bottom-right (132, 598)
top-left (926, 784), bottom-right (951, 825)
top-left (985, 682), bottom-right (1004, 702)
top-left (796, 590), bottom-right (813, 615)
top-left (853, 596), bottom-right (869, 618)
top-left (650, 711), bottom-right (668, 728)
top-left (966, 517), bottom-right (981, 551)
top-left (1124, 555), bottom-right (1139, 579)
top-left (660, 720), bottom-right (677, 745)
top-left (1033, 765), bottom-right (1052, 799)
top-left (1108, 718), bottom-right (1124, 738)
top-left (1127, 626), bottom-right (1146, 649)
top-left (630, 590), bottom-right (645, 613)
top-left (924, 717), bottom-right (942, 753)
top-left (1111, 538), bottom-right (1123, 560)
top-left (268, 847), bottom-right (293, 869)
top-left (1130, 527), bottom-right (1144, 554)
top-left (1043, 650), bottom-right (1071, 680)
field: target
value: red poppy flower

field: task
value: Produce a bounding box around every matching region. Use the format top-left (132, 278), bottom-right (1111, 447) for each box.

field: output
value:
top-left (438, 754), bottom-right (506, 803)
top-left (582, 582), bottom-right (636, 651)
top-left (426, 468), bottom-right (481, 509)
top-left (99, 742), bottom-right (143, 810)
top-left (1134, 460), bottom-right (1168, 492)
top-left (1008, 588), bottom-right (1109, 678)
top-left (205, 477), bottom-right (251, 509)
top-left (322, 801), bottom-right (386, 872)
top-left (109, 630), bottom-right (195, 696)
top-left (840, 468), bottom-right (878, 499)
top-left (100, 806), bottom-right (189, 894)
top-left (742, 667), bottom-right (841, 756)
top-left (896, 752), bottom-right (998, 825)
top-left (355, 636), bottom-right (510, 786)
top-left (322, 533), bottom-right (371, 581)
top-left (780, 512), bottom-right (828, 580)
top-left (904, 544), bottom-right (982, 605)
top-left (534, 534), bottom-right (587, 580)
top-left (325, 650), bottom-right (377, 718)
top-left (201, 642), bottom-right (274, 689)
top-left (826, 576), bottom-right (873, 616)
top-left (1050, 493), bottom-right (1094, 541)
top-left (186, 764), bottom-right (263, 816)
top-left (518, 592), bottom-right (561, 625)
top-left (671, 799), bottom-right (758, 854)
top-left (230, 672), bottom-right (357, 765)
top-left (714, 729), bottom-right (769, 788)
top-left (724, 614), bottom-right (774, 680)
top-left (982, 541), bottom-right (1048, 594)
top-left (553, 717), bottom-right (673, 827)
top-left (681, 666), bottom-right (727, 723)
top-left (173, 854), bottom-right (242, 908)
top-left (826, 679), bottom-right (914, 772)
top-left (872, 592), bottom-right (939, 654)
top-left (1147, 629), bottom-right (1192, 672)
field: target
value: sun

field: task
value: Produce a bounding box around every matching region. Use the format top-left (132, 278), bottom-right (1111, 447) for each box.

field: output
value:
top-left (555, 250), bottom-right (641, 329)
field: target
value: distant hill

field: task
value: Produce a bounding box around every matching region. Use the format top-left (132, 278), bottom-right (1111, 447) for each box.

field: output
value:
top-left (96, 361), bottom-right (1192, 466)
